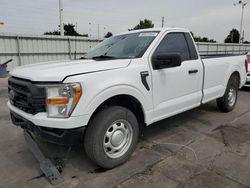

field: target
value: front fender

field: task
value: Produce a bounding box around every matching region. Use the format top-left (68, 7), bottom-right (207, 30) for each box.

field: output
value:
top-left (84, 84), bottom-right (150, 122)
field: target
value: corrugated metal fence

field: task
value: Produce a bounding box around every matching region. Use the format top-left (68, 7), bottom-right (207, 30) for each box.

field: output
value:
top-left (196, 42), bottom-right (250, 56)
top-left (0, 33), bottom-right (250, 70)
top-left (0, 33), bottom-right (100, 70)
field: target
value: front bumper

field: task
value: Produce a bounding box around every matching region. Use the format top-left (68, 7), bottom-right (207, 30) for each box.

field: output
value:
top-left (8, 101), bottom-right (90, 129)
top-left (11, 111), bottom-right (85, 145)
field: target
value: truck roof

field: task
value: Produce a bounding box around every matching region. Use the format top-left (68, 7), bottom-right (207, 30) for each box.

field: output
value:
top-left (115, 28), bottom-right (190, 36)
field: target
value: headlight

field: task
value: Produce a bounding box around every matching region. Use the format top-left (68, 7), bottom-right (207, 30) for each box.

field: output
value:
top-left (46, 83), bottom-right (82, 118)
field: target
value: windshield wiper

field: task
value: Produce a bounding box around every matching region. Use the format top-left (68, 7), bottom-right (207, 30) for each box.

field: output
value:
top-left (92, 55), bottom-right (117, 60)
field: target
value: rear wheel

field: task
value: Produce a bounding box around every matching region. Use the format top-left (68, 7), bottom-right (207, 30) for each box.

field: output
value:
top-left (84, 106), bottom-right (139, 169)
top-left (217, 75), bottom-right (239, 112)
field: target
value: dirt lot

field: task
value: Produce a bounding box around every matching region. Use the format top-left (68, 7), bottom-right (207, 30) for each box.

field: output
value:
top-left (0, 77), bottom-right (250, 188)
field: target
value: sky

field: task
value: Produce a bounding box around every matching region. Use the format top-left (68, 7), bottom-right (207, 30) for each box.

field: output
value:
top-left (0, 0), bottom-right (250, 42)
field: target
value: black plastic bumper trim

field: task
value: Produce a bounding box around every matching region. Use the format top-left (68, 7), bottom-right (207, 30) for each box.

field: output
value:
top-left (10, 111), bottom-right (85, 146)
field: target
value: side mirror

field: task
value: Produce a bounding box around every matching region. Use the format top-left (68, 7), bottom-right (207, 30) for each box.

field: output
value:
top-left (152, 54), bottom-right (182, 69)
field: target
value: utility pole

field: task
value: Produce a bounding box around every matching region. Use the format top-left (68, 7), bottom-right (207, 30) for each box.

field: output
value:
top-left (59, 0), bottom-right (64, 36)
top-left (234, 1), bottom-right (250, 43)
top-left (239, 2), bottom-right (245, 43)
top-left (75, 22), bottom-right (78, 60)
top-left (97, 24), bottom-right (100, 40)
top-left (103, 27), bottom-right (106, 38)
top-left (161, 16), bottom-right (165, 28)
top-left (89, 22), bottom-right (92, 38)
top-left (242, 30), bottom-right (245, 42)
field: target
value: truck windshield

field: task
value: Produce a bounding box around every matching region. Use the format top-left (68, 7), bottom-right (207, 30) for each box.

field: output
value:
top-left (84, 31), bottom-right (159, 60)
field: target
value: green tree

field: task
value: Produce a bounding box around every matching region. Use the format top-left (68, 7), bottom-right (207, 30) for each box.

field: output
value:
top-left (44, 30), bottom-right (60, 35)
top-left (129, 19), bottom-right (154, 31)
top-left (64, 24), bottom-right (80, 36)
top-left (224, 29), bottom-right (240, 43)
top-left (104, 32), bottom-right (113, 38)
top-left (44, 23), bottom-right (88, 37)
top-left (190, 32), bottom-right (216, 43)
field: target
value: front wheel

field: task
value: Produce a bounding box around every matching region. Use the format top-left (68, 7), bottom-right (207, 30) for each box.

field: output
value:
top-left (217, 75), bottom-right (239, 112)
top-left (84, 106), bottom-right (139, 169)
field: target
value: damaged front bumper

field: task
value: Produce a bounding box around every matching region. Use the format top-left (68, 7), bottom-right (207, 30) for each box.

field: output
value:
top-left (10, 111), bottom-right (85, 185)
top-left (10, 111), bottom-right (85, 146)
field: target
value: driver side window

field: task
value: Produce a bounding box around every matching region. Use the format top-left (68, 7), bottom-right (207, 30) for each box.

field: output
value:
top-left (153, 33), bottom-right (191, 62)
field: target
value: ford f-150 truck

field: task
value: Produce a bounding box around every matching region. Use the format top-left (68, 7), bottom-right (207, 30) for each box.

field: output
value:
top-left (8, 28), bottom-right (248, 169)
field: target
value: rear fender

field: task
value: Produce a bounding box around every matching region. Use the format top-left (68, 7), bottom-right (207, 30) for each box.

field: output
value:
top-left (224, 65), bottom-right (241, 88)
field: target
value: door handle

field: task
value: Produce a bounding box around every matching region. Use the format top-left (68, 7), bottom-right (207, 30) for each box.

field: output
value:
top-left (188, 69), bottom-right (198, 74)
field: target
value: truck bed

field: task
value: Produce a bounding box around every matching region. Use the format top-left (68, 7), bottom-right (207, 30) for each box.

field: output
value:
top-left (201, 54), bottom-right (247, 104)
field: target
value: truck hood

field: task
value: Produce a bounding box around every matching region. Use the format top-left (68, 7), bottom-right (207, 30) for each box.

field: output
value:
top-left (10, 59), bottom-right (131, 82)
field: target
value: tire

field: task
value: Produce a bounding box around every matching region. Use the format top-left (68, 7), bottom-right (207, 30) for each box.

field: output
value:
top-left (217, 75), bottom-right (239, 112)
top-left (84, 106), bottom-right (139, 169)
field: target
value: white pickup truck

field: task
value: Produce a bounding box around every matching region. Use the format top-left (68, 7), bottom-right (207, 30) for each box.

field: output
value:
top-left (8, 28), bottom-right (248, 169)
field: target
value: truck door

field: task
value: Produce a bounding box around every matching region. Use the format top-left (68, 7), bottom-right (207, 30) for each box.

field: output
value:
top-left (150, 32), bottom-right (203, 123)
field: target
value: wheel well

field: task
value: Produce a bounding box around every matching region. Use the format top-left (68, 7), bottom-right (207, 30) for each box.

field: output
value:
top-left (230, 71), bottom-right (240, 88)
top-left (89, 95), bottom-right (146, 128)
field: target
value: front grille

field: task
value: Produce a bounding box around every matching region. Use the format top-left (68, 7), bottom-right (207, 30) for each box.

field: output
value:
top-left (8, 77), bottom-right (46, 115)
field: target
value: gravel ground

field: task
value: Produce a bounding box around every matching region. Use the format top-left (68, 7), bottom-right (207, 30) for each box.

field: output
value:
top-left (0, 77), bottom-right (250, 188)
